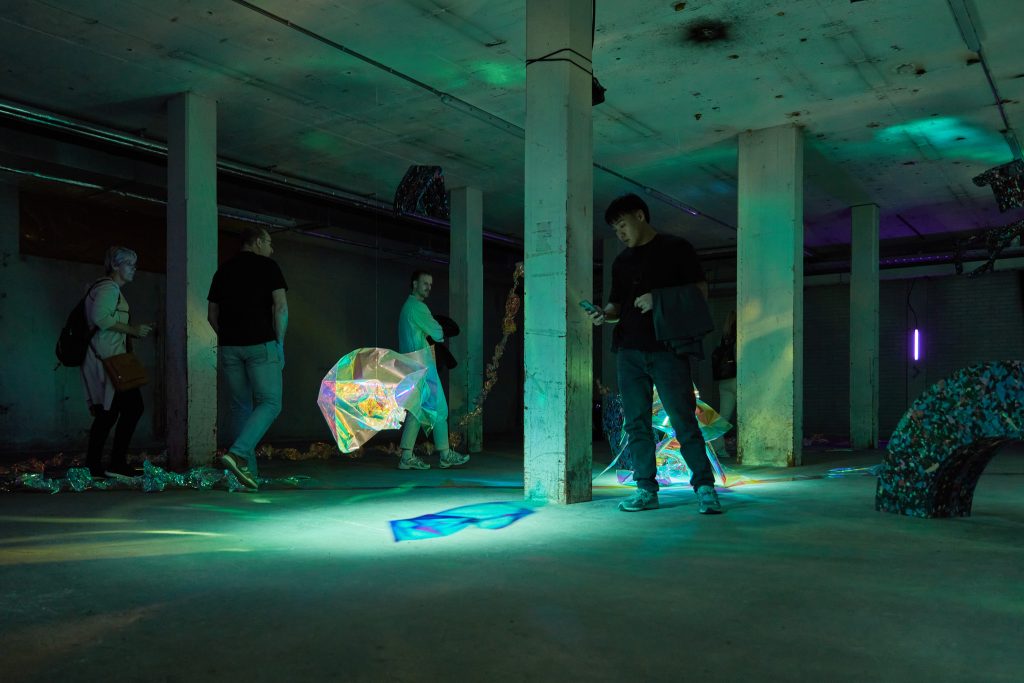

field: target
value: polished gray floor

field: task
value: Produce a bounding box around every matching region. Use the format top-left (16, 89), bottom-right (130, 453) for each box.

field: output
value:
top-left (1, 441), bottom-right (1021, 682)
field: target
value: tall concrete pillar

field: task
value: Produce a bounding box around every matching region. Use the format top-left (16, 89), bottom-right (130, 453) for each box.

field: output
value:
top-left (523, 0), bottom-right (594, 503)
top-left (449, 186), bottom-right (483, 454)
top-left (601, 237), bottom-right (618, 396)
top-left (850, 203), bottom-right (879, 448)
top-left (166, 92), bottom-right (218, 470)
top-left (736, 125), bottom-right (804, 467)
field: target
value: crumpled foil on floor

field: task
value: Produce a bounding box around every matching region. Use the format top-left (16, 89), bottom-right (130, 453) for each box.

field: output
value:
top-left (827, 464), bottom-right (883, 478)
top-left (14, 461), bottom-right (309, 494)
top-left (600, 388), bottom-right (731, 486)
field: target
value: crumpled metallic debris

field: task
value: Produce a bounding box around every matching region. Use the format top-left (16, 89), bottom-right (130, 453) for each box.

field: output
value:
top-left (827, 464), bottom-right (883, 478)
top-left (141, 460), bottom-right (235, 492)
top-left (13, 461), bottom-right (309, 494)
top-left (258, 441), bottom-right (340, 461)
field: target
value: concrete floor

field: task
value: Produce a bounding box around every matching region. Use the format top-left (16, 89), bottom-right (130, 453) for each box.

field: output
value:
top-left (1, 441), bottom-right (1022, 683)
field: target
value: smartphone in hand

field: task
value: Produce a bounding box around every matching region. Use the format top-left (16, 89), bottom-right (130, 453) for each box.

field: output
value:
top-left (579, 300), bottom-right (603, 315)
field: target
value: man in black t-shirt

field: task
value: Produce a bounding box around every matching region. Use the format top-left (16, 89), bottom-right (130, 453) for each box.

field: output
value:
top-left (589, 193), bottom-right (722, 514)
top-left (207, 227), bottom-right (289, 490)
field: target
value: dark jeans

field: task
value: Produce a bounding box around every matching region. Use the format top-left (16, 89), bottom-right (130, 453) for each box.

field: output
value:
top-left (87, 388), bottom-right (144, 474)
top-left (617, 348), bottom-right (713, 493)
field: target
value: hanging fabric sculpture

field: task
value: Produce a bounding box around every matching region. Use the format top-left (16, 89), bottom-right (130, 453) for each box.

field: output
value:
top-left (602, 388), bottom-right (730, 486)
top-left (393, 165), bottom-right (450, 219)
top-left (318, 347), bottom-right (447, 454)
top-left (449, 262), bottom-right (523, 450)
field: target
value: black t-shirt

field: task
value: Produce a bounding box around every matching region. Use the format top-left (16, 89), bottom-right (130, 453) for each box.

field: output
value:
top-left (207, 252), bottom-right (288, 346)
top-left (609, 233), bottom-right (705, 351)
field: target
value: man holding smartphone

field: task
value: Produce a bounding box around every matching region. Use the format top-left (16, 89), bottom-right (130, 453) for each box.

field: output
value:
top-left (589, 193), bottom-right (722, 514)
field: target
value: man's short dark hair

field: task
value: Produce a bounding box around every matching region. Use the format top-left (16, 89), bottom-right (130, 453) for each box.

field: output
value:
top-left (604, 193), bottom-right (651, 225)
top-left (410, 269), bottom-right (431, 288)
top-left (241, 226), bottom-right (268, 247)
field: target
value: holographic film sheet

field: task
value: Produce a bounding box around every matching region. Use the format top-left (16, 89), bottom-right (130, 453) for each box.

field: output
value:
top-left (318, 347), bottom-right (447, 453)
top-left (605, 388), bottom-right (731, 486)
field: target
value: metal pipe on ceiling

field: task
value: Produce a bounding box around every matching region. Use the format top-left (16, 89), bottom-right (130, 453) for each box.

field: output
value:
top-left (0, 161), bottom-right (447, 263)
top-left (0, 97), bottom-right (521, 248)
top-left (947, 0), bottom-right (1022, 160)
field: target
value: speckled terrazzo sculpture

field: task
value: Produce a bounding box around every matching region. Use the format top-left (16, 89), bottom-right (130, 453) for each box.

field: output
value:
top-left (876, 361), bottom-right (1024, 518)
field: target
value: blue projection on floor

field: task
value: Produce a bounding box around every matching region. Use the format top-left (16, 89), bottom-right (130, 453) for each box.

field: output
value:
top-left (390, 501), bottom-right (535, 542)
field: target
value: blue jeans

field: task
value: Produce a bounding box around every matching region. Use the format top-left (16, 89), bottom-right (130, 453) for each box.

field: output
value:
top-left (617, 348), bottom-right (713, 493)
top-left (399, 360), bottom-right (450, 453)
top-left (221, 341), bottom-right (283, 475)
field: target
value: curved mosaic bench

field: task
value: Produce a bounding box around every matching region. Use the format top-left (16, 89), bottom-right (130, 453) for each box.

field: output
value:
top-left (876, 360), bottom-right (1024, 518)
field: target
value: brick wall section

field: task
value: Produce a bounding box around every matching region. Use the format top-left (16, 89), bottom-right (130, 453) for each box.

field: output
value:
top-left (804, 284), bottom-right (851, 436)
top-left (708, 270), bottom-right (1024, 440)
top-left (878, 279), bottom-right (912, 434)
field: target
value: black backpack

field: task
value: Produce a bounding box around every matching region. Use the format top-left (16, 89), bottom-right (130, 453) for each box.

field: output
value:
top-left (55, 280), bottom-right (105, 367)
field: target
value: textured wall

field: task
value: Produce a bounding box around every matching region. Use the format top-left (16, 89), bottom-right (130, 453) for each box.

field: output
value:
top-left (0, 186), bottom-right (523, 454)
top-left (706, 270), bottom-right (1024, 441)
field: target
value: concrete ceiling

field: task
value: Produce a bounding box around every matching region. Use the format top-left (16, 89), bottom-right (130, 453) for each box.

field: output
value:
top-left (1, 0), bottom-right (1022, 253)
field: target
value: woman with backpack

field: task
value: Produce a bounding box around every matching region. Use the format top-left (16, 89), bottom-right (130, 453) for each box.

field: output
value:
top-left (82, 246), bottom-right (154, 478)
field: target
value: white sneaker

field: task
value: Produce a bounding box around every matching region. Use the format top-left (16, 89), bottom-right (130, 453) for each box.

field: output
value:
top-left (439, 450), bottom-right (470, 468)
top-left (398, 452), bottom-right (430, 470)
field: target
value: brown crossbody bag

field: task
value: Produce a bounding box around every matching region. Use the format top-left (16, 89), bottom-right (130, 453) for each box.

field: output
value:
top-left (91, 290), bottom-right (149, 392)
top-left (101, 350), bottom-right (149, 392)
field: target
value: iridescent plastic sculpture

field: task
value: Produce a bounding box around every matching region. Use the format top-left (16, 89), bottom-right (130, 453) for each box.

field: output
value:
top-left (318, 347), bottom-right (446, 453)
top-left (604, 387), bottom-right (731, 486)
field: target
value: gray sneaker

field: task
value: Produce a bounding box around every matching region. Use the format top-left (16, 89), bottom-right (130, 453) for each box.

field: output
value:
top-left (618, 489), bottom-right (659, 512)
top-left (439, 450), bottom-right (470, 468)
top-left (398, 452), bottom-right (430, 470)
top-left (696, 485), bottom-right (723, 514)
top-left (219, 453), bottom-right (259, 489)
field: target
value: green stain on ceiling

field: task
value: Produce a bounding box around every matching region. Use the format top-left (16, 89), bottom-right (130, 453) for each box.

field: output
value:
top-left (876, 117), bottom-right (1012, 164)
top-left (472, 61), bottom-right (523, 87)
top-left (301, 129), bottom-right (339, 153)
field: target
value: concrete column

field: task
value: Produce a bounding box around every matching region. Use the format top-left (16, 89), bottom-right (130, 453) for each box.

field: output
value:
top-left (736, 125), bottom-right (804, 467)
top-left (523, 0), bottom-right (594, 503)
top-left (449, 186), bottom-right (483, 453)
top-left (601, 237), bottom-right (618, 396)
top-left (849, 203), bottom-right (879, 448)
top-left (166, 93), bottom-right (218, 470)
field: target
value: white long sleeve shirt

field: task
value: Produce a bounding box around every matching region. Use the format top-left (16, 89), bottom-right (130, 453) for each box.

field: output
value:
top-left (398, 295), bottom-right (443, 354)
top-left (81, 278), bottom-right (129, 409)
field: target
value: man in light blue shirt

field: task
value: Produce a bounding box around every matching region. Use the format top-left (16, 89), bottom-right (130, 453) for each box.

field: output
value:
top-left (397, 270), bottom-right (470, 470)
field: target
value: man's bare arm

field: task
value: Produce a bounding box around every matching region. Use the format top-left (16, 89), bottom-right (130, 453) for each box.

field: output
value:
top-left (271, 289), bottom-right (288, 344)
